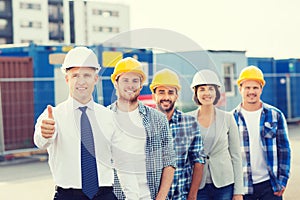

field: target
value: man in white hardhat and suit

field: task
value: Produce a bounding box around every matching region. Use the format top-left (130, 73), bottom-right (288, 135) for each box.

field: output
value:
top-left (34, 46), bottom-right (118, 200)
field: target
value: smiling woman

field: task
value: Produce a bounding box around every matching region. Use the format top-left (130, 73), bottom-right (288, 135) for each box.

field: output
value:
top-left (187, 69), bottom-right (244, 200)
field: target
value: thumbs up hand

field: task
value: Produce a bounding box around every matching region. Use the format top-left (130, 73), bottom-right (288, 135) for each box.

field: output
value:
top-left (47, 105), bottom-right (54, 119)
top-left (41, 105), bottom-right (56, 139)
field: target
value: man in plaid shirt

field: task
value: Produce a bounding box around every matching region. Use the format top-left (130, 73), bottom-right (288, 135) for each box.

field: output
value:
top-left (150, 69), bottom-right (205, 200)
top-left (109, 57), bottom-right (176, 200)
top-left (233, 66), bottom-right (291, 200)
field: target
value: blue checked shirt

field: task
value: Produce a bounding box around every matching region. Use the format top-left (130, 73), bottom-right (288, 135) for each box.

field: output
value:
top-left (168, 109), bottom-right (205, 200)
top-left (109, 101), bottom-right (177, 200)
top-left (233, 102), bottom-right (291, 194)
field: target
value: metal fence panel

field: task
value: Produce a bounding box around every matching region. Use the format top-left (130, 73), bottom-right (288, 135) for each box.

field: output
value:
top-left (0, 57), bottom-right (34, 151)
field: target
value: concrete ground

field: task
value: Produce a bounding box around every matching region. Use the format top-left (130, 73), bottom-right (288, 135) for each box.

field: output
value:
top-left (0, 123), bottom-right (299, 200)
top-left (0, 161), bottom-right (54, 200)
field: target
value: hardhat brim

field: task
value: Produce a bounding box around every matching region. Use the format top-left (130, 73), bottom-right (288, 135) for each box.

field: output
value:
top-left (237, 78), bottom-right (265, 87)
top-left (61, 66), bottom-right (100, 75)
top-left (111, 69), bottom-right (146, 84)
top-left (150, 83), bottom-right (181, 93)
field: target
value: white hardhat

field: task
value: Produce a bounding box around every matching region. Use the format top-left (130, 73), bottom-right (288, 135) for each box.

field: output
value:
top-left (61, 46), bottom-right (100, 74)
top-left (190, 69), bottom-right (222, 89)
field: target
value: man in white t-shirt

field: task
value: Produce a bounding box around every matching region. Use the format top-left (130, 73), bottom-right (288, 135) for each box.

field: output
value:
top-left (232, 66), bottom-right (291, 200)
top-left (108, 57), bottom-right (176, 200)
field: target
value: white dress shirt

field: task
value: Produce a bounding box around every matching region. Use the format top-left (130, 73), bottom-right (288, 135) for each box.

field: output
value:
top-left (34, 97), bottom-right (116, 188)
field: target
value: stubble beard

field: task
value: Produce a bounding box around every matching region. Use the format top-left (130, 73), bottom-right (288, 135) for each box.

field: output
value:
top-left (119, 91), bottom-right (140, 104)
top-left (157, 100), bottom-right (175, 114)
top-left (246, 94), bottom-right (258, 104)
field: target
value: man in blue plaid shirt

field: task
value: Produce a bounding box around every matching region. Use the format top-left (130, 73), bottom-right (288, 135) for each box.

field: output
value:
top-left (150, 69), bottom-right (205, 200)
top-left (233, 66), bottom-right (291, 200)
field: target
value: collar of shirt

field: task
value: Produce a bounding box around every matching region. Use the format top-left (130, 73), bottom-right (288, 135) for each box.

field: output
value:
top-left (235, 101), bottom-right (265, 113)
top-left (68, 96), bottom-right (95, 111)
top-left (169, 109), bottom-right (182, 124)
top-left (109, 101), bottom-right (147, 117)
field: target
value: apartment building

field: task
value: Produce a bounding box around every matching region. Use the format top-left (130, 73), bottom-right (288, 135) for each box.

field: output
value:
top-left (0, 0), bottom-right (129, 45)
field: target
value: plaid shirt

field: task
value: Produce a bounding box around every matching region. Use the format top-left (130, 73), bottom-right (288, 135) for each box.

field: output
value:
top-left (109, 101), bottom-right (177, 200)
top-left (168, 109), bottom-right (205, 200)
top-left (233, 102), bottom-right (291, 194)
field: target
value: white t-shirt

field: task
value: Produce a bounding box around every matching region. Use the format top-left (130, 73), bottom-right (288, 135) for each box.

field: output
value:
top-left (112, 108), bottom-right (151, 200)
top-left (241, 108), bottom-right (270, 184)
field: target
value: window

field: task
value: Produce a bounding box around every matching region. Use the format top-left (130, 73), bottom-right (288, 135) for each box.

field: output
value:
top-left (92, 9), bottom-right (100, 15)
top-left (49, 23), bottom-right (59, 36)
top-left (102, 27), bottom-right (111, 33)
top-left (49, 5), bottom-right (59, 18)
top-left (49, 22), bottom-right (63, 37)
top-left (31, 21), bottom-right (42, 29)
top-left (111, 27), bottom-right (119, 33)
top-left (21, 39), bottom-right (42, 43)
top-left (92, 9), bottom-right (119, 17)
top-left (93, 26), bottom-right (119, 33)
top-left (20, 39), bottom-right (33, 43)
top-left (93, 26), bottom-right (101, 32)
top-left (20, 2), bottom-right (41, 10)
top-left (0, 1), bottom-right (5, 11)
top-left (223, 63), bottom-right (235, 96)
top-left (49, 3), bottom-right (63, 18)
top-left (0, 19), bottom-right (7, 29)
top-left (102, 10), bottom-right (111, 17)
top-left (20, 20), bottom-right (42, 28)
top-left (111, 11), bottom-right (119, 17)
top-left (0, 37), bottom-right (6, 44)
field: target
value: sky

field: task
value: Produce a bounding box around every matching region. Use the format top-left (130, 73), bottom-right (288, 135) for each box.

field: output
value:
top-left (106, 0), bottom-right (300, 59)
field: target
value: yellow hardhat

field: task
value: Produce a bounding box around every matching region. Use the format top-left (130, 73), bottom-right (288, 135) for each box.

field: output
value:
top-left (150, 69), bottom-right (181, 93)
top-left (237, 66), bottom-right (265, 87)
top-left (111, 57), bottom-right (146, 84)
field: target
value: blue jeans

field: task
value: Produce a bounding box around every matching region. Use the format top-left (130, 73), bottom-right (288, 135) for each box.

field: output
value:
top-left (244, 180), bottom-right (282, 200)
top-left (197, 183), bottom-right (233, 200)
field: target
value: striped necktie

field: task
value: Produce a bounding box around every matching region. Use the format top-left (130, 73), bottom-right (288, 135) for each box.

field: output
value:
top-left (79, 106), bottom-right (99, 199)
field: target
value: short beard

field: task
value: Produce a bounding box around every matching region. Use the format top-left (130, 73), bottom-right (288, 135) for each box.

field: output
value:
top-left (157, 101), bottom-right (175, 113)
top-left (119, 93), bottom-right (139, 104)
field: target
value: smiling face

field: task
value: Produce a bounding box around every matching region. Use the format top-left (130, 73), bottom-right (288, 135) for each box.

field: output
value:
top-left (196, 85), bottom-right (217, 106)
top-left (65, 67), bottom-right (98, 104)
top-left (152, 85), bottom-right (178, 114)
top-left (114, 72), bottom-right (143, 103)
top-left (239, 80), bottom-right (263, 110)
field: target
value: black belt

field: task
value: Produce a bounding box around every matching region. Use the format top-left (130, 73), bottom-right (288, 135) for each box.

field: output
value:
top-left (56, 186), bottom-right (113, 196)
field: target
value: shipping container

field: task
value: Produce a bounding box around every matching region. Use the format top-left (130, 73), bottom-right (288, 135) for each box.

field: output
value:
top-left (0, 43), bottom-right (67, 122)
top-left (291, 59), bottom-right (300, 120)
top-left (0, 57), bottom-right (34, 152)
top-left (275, 59), bottom-right (300, 121)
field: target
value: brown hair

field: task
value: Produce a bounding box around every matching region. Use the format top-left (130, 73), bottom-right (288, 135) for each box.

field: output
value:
top-left (192, 84), bottom-right (221, 105)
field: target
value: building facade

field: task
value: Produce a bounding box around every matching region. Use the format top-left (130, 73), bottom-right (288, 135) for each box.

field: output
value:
top-left (0, 0), bottom-right (129, 45)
